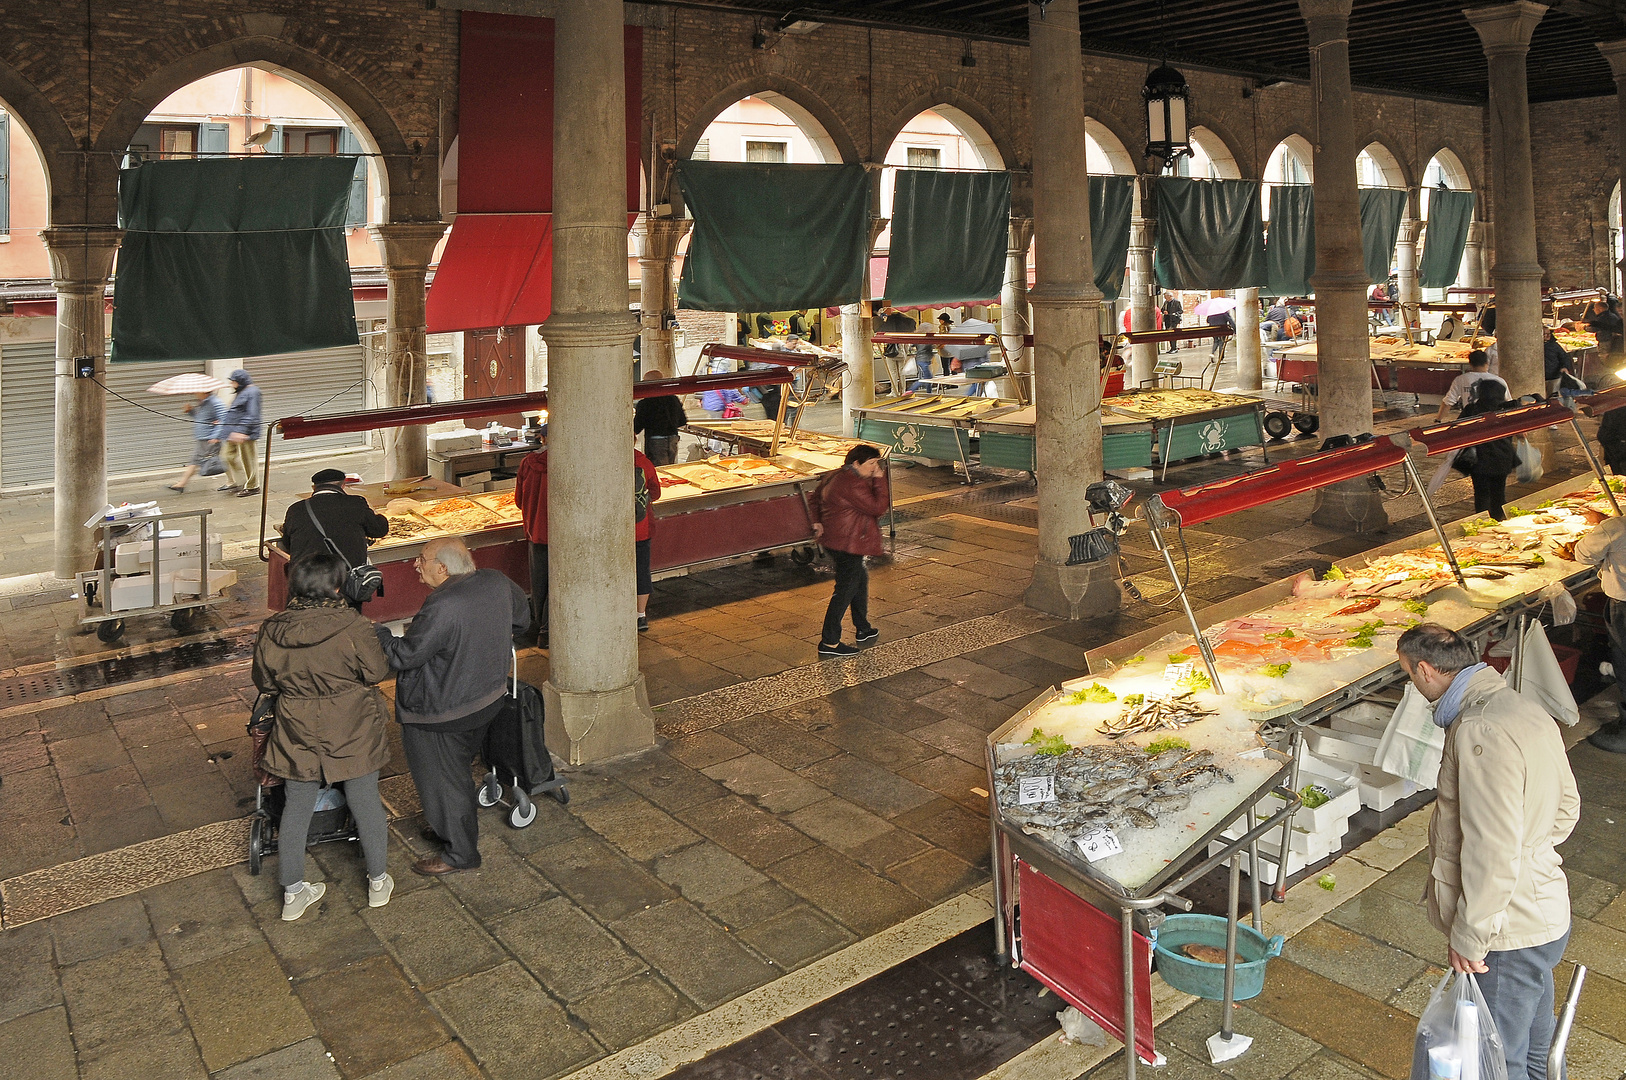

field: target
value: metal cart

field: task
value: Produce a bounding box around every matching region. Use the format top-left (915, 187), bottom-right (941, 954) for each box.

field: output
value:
top-left (76, 509), bottom-right (228, 643)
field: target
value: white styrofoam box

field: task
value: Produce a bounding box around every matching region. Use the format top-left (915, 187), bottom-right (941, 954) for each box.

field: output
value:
top-left (1355, 764), bottom-right (1418, 812)
top-left (458, 471), bottom-right (493, 489)
top-left (1328, 701), bottom-right (1391, 737)
top-left (1208, 839), bottom-right (1313, 885)
top-left (1304, 728), bottom-right (1380, 767)
top-left (428, 429), bottom-right (482, 453)
top-left (1284, 773), bottom-right (1361, 835)
top-left (171, 568), bottom-right (238, 597)
top-left (1294, 741), bottom-right (1359, 788)
top-left (1221, 815), bottom-right (1342, 858)
top-left (109, 573), bottom-right (175, 612)
top-left (113, 534), bottom-right (223, 574)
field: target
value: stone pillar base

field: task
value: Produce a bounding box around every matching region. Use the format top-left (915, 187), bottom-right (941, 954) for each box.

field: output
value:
top-left (1024, 556), bottom-right (1124, 620)
top-left (543, 677), bottom-right (657, 765)
top-left (1310, 478), bottom-right (1389, 534)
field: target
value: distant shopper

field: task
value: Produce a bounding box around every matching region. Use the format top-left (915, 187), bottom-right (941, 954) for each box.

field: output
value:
top-left (700, 383), bottom-right (747, 418)
top-left (1435, 350), bottom-right (1508, 423)
top-left (213, 369), bottom-right (263, 497)
top-left (1587, 298), bottom-right (1622, 358)
top-left (737, 317), bottom-right (750, 346)
top-left (755, 312), bottom-right (775, 338)
top-left (876, 302), bottom-right (916, 365)
top-left (279, 469), bottom-right (389, 569)
top-left (1598, 405), bottom-right (1626, 475)
top-left (168, 390), bottom-right (225, 493)
top-left (1542, 326), bottom-right (1578, 399)
top-left (1397, 623), bottom-right (1579, 1080)
top-left (1206, 307), bottom-right (1234, 361)
top-left (1574, 497), bottom-right (1626, 753)
top-left (809, 444), bottom-right (888, 657)
top-left (634, 445), bottom-right (662, 631)
top-left (377, 537), bottom-right (530, 876)
top-left (515, 446), bottom-right (550, 646)
top-left (253, 552), bottom-right (394, 921)
top-left (1456, 380), bottom-right (1519, 520)
top-left (1160, 293), bottom-right (1184, 353)
top-left (634, 370), bottom-right (687, 465)
top-left (788, 309), bottom-right (809, 340)
top-left (745, 354), bottom-right (785, 422)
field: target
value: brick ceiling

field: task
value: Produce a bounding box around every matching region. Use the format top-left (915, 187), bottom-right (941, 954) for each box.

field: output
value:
top-left (667, 0), bottom-right (1625, 104)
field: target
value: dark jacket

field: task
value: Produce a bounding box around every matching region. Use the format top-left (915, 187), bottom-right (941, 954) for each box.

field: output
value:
top-left (214, 370), bottom-right (263, 441)
top-left (1599, 408), bottom-right (1626, 474)
top-left (810, 465), bottom-right (889, 557)
top-left (253, 601), bottom-right (392, 784)
top-left (1543, 339), bottom-right (1575, 381)
top-left (1459, 397), bottom-right (1519, 477)
top-left (635, 395), bottom-right (688, 439)
top-left (1587, 308), bottom-right (1622, 355)
top-left (280, 489), bottom-right (389, 566)
top-left (516, 449), bottom-right (549, 544)
top-left (377, 568), bottom-right (530, 726)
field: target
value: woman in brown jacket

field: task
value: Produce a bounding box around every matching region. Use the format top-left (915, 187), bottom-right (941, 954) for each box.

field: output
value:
top-left (810, 444), bottom-right (889, 657)
top-left (253, 553), bottom-right (394, 921)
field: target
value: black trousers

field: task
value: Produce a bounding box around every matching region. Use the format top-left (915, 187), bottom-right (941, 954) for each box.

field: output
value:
top-left (636, 537), bottom-right (652, 597)
top-left (400, 722), bottom-right (491, 869)
top-left (527, 542), bottom-right (549, 634)
top-left (1471, 473), bottom-right (1507, 520)
top-left (645, 435), bottom-right (678, 465)
top-left (821, 550), bottom-right (872, 645)
top-left (758, 387), bottom-right (783, 422)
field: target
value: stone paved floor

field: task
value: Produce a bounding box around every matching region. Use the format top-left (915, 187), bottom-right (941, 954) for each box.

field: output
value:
top-left (0, 395), bottom-right (1621, 1079)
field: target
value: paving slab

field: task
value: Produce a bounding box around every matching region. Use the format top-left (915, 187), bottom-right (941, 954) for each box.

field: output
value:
top-left (1280, 920), bottom-right (1430, 1005)
top-left (737, 903), bottom-right (855, 970)
top-left (436, 834), bottom-right (557, 918)
top-left (1565, 915), bottom-right (1626, 984)
top-left (766, 845), bottom-right (928, 936)
top-left (0, 1005), bottom-right (77, 1080)
top-left (653, 841), bottom-right (770, 906)
top-left (703, 752), bottom-right (831, 815)
top-left (664, 730), bottom-right (750, 770)
top-left (58, 940), bottom-right (188, 1051)
top-left (0, 921), bottom-right (58, 1024)
top-left (361, 1042), bottom-right (486, 1080)
top-left (677, 794), bottom-right (818, 868)
top-left (1563, 1025), bottom-right (1626, 1080)
top-left (1323, 886), bottom-right (1448, 967)
top-left (714, 716), bottom-right (842, 770)
top-left (76, 1030), bottom-right (210, 1080)
top-left (214, 1038), bottom-right (343, 1080)
top-left (703, 879), bottom-right (802, 931)
top-left (614, 898), bottom-right (779, 1008)
top-left (573, 971), bottom-right (698, 1052)
top-left (361, 886), bottom-right (505, 990)
top-left (884, 846), bottom-right (985, 905)
top-left (1246, 958), bottom-right (1420, 1080)
top-left (295, 954), bottom-right (449, 1077)
top-left (491, 894), bottom-right (645, 1002)
top-left (617, 750), bottom-right (733, 812)
top-left (797, 753), bottom-right (937, 819)
top-left (576, 792), bottom-right (707, 860)
top-left (1157, 998), bottom-right (1322, 1080)
top-left (526, 834), bottom-right (676, 922)
top-left (174, 939), bottom-right (316, 1072)
top-left (427, 961), bottom-right (600, 1080)
top-left (47, 891), bottom-right (152, 966)
top-left (145, 864), bottom-right (265, 969)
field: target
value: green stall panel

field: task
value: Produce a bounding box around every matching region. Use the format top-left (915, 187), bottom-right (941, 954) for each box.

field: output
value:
top-left (1158, 411), bottom-right (1264, 461)
top-left (978, 431), bottom-right (1034, 472)
top-left (857, 417), bottom-right (971, 462)
top-left (1104, 429), bottom-right (1155, 469)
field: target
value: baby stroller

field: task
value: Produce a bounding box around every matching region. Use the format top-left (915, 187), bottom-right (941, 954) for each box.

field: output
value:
top-left (477, 650), bottom-right (569, 827)
top-left (246, 694), bottom-right (360, 875)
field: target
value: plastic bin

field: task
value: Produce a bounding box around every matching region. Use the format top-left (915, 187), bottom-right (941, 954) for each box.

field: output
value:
top-left (1153, 914), bottom-right (1284, 1001)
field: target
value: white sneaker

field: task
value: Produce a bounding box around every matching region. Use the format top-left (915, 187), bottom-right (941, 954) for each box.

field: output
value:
top-left (368, 873), bottom-right (395, 909)
top-left (281, 881), bottom-right (326, 922)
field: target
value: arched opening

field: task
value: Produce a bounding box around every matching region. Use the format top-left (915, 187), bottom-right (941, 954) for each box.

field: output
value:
top-left (1262, 135), bottom-right (1314, 227)
top-left (1420, 150), bottom-right (1472, 301)
top-left (1609, 180), bottom-right (1621, 297)
top-left (0, 101), bottom-right (55, 280)
top-left (1358, 142), bottom-right (1405, 189)
top-left (1085, 119), bottom-right (1136, 177)
top-left (1177, 126), bottom-right (1241, 180)
top-left (691, 92), bottom-right (840, 165)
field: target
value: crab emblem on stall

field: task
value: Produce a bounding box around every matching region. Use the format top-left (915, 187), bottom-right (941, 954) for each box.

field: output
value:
top-left (894, 424), bottom-right (925, 455)
top-left (1198, 418), bottom-right (1228, 454)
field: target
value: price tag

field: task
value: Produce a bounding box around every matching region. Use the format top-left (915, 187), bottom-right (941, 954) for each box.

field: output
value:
top-left (1017, 775), bottom-right (1056, 805)
top-left (1163, 662), bottom-right (1194, 683)
top-left (1076, 827), bottom-right (1124, 863)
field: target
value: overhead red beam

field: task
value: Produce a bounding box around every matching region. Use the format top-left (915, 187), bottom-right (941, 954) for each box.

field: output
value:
top-left (871, 332), bottom-right (1001, 346)
top-left (278, 370), bottom-right (791, 441)
top-left (699, 343), bottom-right (817, 368)
top-left (1119, 326), bottom-right (1233, 345)
top-left (1406, 402), bottom-right (1575, 455)
top-left (1147, 437), bottom-right (1409, 528)
top-left (1579, 383), bottom-right (1626, 418)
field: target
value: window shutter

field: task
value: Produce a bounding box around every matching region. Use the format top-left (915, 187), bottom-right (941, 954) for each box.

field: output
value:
top-left (0, 113), bottom-right (9, 235)
top-left (337, 128), bottom-right (368, 226)
top-left (198, 122), bottom-right (229, 157)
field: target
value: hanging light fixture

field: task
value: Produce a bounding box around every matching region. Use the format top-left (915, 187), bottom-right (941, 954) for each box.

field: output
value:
top-left (1143, 64), bottom-right (1191, 168)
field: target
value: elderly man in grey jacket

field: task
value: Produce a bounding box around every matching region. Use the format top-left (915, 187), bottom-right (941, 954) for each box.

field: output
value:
top-left (378, 536), bottom-right (530, 876)
top-left (1397, 624), bottom-right (1580, 1080)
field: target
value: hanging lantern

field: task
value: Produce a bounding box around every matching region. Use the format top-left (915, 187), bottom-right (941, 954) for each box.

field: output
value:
top-left (1143, 64), bottom-right (1191, 166)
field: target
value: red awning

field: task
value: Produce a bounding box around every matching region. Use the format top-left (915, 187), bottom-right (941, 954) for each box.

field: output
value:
top-left (427, 214), bottom-right (552, 333)
top-left (1148, 437), bottom-right (1409, 528)
top-left (1406, 402), bottom-right (1574, 456)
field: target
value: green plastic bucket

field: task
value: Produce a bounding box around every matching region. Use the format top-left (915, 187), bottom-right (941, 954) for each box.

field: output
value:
top-left (1152, 914), bottom-right (1284, 1001)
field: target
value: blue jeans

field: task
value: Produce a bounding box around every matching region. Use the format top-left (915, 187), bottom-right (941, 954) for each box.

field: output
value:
top-left (1481, 929), bottom-right (1570, 1080)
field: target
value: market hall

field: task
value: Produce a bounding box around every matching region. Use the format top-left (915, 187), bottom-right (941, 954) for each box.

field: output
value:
top-left (3, 0), bottom-right (1626, 1078)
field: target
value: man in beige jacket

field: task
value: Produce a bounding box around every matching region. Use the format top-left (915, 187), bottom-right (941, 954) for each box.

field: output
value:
top-left (1397, 624), bottom-right (1580, 1080)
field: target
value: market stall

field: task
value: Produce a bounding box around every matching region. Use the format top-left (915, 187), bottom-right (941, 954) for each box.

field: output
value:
top-left (990, 401), bottom-right (1614, 1077)
top-left (677, 419), bottom-right (881, 472)
top-left (851, 394), bottom-right (1025, 479)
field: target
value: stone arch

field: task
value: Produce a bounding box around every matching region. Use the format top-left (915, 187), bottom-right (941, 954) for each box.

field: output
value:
top-left (1419, 143), bottom-right (1478, 195)
top-left (675, 76), bottom-right (858, 164)
top-left (1357, 138), bottom-right (1411, 188)
top-left (1084, 116), bottom-right (1137, 175)
top-left (92, 34), bottom-right (432, 222)
top-left (1188, 125), bottom-right (1242, 179)
top-left (1264, 133), bottom-right (1315, 183)
top-left (875, 90), bottom-right (1012, 171)
top-left (0, 59), bottom-right (91, 227)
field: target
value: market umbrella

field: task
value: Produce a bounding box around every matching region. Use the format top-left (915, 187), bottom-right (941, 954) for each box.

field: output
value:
top-left (146, 373), bottom-right (229, 395)
top-left (1191, 297), bottom-right (1237, 321)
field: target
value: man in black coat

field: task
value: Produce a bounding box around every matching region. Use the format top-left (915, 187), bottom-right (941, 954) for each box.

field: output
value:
top-left (280, 468), bottom-right (389, 567)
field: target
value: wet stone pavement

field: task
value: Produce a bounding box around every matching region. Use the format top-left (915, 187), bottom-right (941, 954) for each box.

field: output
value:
top-left (0, 401), bottom-right (1621, 1079)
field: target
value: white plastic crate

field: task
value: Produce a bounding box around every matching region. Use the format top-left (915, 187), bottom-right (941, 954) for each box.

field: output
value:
top-left (1304, 727), bottom-right (1380, 767)
top-left (1355, 764), bottom-right (1417, 812)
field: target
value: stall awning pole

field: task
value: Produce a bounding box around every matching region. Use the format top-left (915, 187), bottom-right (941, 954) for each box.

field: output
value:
top-left (1144, 514), bottom-right (1225, 695)
top-left (1569, 415), bottom-right (1624, 516)
top-left (1395, 444), bottom-right (1467, 586)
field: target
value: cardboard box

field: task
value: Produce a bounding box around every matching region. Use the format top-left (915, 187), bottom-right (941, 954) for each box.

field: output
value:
top-left (109, 573), bottom-right (174, 612)
top-left (458, 471), bottom-right (493, 489)
top-left (113, 535), bottom-right (223, 575)
top-left (485, 478), bottom-right (516, 493)
top-left (171, 568), bottom-right (238, 597)
top-left (428, 429), bottom-right (482, 453)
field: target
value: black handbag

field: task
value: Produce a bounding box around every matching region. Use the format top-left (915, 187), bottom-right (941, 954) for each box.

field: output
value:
top-left (303, 501), bottom-right (384, 604)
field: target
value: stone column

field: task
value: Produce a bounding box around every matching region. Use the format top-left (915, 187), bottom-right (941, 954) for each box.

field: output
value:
top-left (1234, 288), bottom-right (1262, 390)
top-left (542, 0), bottom-right (654, 763)
top-left (368, 222), bottom-right (446, 479)
top-left (1595, 40), bottom-right (1626, 292)
top-left (1468, 2), bottom-right (1548, 399)
top-left (1462, 218), bottom-right (1488, 289)
top-left (840, 303), bottom-right (873, 435)
top-left (44, 227), bottom-right (121, 580)
top-left (1396, 190), bottom-right (1421, 324)
top-left (1128, 191), bottom-right (1158, 387)
top-left (1001, 216), bottom-right (1035, 380)
top-left (637, 216), bottom-right (691, 378)
top-left (1301, 0), bottom-right (1387, 531)
top-left (1024, 0), bottom-right (1120, 619)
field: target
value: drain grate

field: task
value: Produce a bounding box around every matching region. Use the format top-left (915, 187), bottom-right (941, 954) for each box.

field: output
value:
top-left (0, 669), bottom-right (88, 707)
top-left (0, 631), bottom-right (254, 711)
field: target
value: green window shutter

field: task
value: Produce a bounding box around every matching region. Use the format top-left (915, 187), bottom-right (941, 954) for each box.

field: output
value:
top-left (0, 113), bottom-right (9, 234)
top-left (337, 129), bottom-right (367, 226)
top-left (198, 122), bottom-right (229, 157)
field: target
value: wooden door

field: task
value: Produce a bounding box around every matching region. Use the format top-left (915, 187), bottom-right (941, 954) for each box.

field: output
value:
top-left (463, 327), bottom-right (526, 425)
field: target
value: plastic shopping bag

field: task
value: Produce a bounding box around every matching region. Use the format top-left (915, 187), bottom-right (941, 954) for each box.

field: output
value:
top-left (1515, 437), bottom-right (1544, 484)
top-left (1376, 682), bottom-right (1446, 788)
top-left (1410, 971), bottom-right (1508, 1080)
top-left (1517, 621), bottom-right (1579, 727)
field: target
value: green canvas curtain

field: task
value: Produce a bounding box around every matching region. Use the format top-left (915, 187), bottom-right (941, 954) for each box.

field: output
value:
top-left (676, 160), bottom-right (868, 312)
top-left (1358, 187), bottom-right (1407, 285)
top-left (112, 157), bottom-right (359, 362)
top-left (1265, 185), bottom-right (1315, 298)
top-left (1152, 178), bottom-right (1267, 290)
top-left (1090, 175), bottom-right (1134, 302)
top-left (1418, 189), bottom-right (1476, 289)
top-left (883, 169), bottom-right (1010, 307)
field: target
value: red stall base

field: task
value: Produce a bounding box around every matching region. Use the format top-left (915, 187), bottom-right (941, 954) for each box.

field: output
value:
top-left (1017, 861), bottom-right (1156, 1064)
top-left (1483, 645), bottom-right (1580, 683)
top-left (267, 536), bottom-right (530, 623)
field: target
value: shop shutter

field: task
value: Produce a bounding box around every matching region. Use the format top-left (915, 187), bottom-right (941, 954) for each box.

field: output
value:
top-left (337, 128), bottom-right (368, 225)
top-left (198, 123), bottom-right (229, 157)
top-left (104, 358), bottom-right (209, 477)
top-left (246, 343), bottom-right (370, 456)
top-left (0, 341), bottom-right (58, 488)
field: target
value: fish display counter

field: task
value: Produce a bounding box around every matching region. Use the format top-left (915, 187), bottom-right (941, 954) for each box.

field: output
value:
top-left (1102, 389), bottom-right (1269, 465)
top-left (678, 420), bottom-right (880, 472)
top-left (1274, 337), bottom-right (1493, 398)
top-left (852, 394), bottom-right (1024, 476)
top-left (265, 452), bottom-right (873, 621)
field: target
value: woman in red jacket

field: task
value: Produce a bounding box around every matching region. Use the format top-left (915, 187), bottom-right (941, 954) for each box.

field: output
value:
top-left (810, 444), bottom-right (889, 657)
